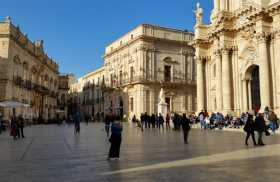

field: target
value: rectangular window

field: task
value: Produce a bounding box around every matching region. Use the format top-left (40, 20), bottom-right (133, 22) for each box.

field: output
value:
top-left (213, 64), bottom-right (216, 77)
top-left (130, 67), bottom-right (134, 82)
top-left (164, 65), bottom-right (172, 82)
top-left (119, 71), bottom-right (123, 85)
top-left (110, 74), bottom-right (113, 86)
top-left (146, 90), bottom-right (150, 114)
top-left (130, 97), bottom-right (134, 112)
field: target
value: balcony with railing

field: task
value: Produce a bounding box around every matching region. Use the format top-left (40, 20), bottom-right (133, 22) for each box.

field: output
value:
top-left (110, 76), bottom-right (195, 88)
top-left (13, 76), bottom-right (58, 97)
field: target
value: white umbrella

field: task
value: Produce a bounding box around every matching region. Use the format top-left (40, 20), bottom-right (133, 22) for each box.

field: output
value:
top-left (56, 109), bottom-right (67, 113)
top-left (0, 100), bottom-right (30, 108)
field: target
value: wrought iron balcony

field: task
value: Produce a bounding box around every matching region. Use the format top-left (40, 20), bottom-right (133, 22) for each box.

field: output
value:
top-left (109, 76), bottom-right (195, 88)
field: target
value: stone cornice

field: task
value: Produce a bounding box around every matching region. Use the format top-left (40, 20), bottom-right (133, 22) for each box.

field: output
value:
top-left (268, 3), bottom-right (280, 16)
top-left (104, 35), bottom-right (193, 58)
top-left (193, 39), bottom-right (211, 47)
top-left (181, 49), bottom-right (195, 56)
top-left (214, 11), bottom-right (234, 25)
top-left (9, 37), bottom-right (59, 74)
top-left (215, 46), bottom-right (238, 54)
top-left (235, 5), bottom-right (258, 17)
top-left (6, 23), bottom-right (59, 73)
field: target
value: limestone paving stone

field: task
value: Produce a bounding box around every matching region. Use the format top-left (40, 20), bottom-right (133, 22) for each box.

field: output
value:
top-left (0, 123), bottom-right (280, 182)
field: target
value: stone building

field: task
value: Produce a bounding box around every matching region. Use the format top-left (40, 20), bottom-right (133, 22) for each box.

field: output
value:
top-left (70, 67), bottom-right (105, 120)
top-left (103, 24), bottom-right (196, 119)
top-left (0, 17), bottom-right (59, 121)
top-left (194, 0), bottom-right (280, 115)
top-left (57, 74), bottom-right (76, 118)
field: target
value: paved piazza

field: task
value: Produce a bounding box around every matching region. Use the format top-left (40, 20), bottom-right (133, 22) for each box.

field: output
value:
top-left (1, 123), bottom-right (280, 182)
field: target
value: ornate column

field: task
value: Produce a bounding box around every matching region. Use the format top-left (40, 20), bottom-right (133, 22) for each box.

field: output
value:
top-left (185, 52), bottom-right (194, 83)
top-left (248, 80), bottom-right (252, 111)
top-left (242, 80), bottom-right (248, 111)
top-left (272, 13), bottom-right (280, 111)
top-left (215, 51), bottom-right (222, 110)
top-left (139, 45), bottom-right (147, 78)
top-left (220, 0), bottom-right (225, 11)
top-left (274, 31), bottom-right (280, 109)
top-left (152, 49), bottom-right (157, 81)
top-left (214, 0), bottom-right (220, 11)
top-left (257, 33), bottom-right (271, 109)
top-left (197, 58), bottom-right (205, 111)
top-left (221, 48), bottom-right (232, 112)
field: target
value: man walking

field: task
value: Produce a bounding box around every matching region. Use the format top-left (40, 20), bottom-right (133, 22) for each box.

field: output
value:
top-left (255, 110), bottom-right (266, 146)
top-left (181, 114), bottom-right (191, 144)
top-left (18, 115), bottom-right (25, 138)
top-left (74, 112), bottom-right (81, 134)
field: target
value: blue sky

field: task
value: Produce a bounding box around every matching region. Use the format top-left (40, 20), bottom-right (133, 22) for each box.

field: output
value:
top-left (0, 0), bottom-right (212, 78)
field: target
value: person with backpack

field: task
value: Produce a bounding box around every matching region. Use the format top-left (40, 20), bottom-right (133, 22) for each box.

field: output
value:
top-left (268, 111), bottom-right (278, 135)
top-left (255, 110), bottom-right (266, 146)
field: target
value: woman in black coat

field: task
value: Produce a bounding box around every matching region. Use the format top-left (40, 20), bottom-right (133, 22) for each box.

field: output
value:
top-left (244, 114), bottom-right (256, 146)
top-left (108, 116), bottom-right (123, 160)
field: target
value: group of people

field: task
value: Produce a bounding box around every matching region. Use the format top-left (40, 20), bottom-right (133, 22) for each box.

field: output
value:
top-left (197, 109), bottom-right (279, 133)
top-left (244, 108), bottom-right (279, 146)
top-left (133, 112), bottom-right (189, 131)
top-left (135, 113), bottom-right (165, 131)
top-left (133, 112), bottom-right (192, 144)
top-left (10, 115), bottom-right (25, 140)
top-left (197, 111), bottom-right (245, 130)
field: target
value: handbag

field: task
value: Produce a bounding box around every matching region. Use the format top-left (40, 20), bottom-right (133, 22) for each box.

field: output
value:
top-left (265, 130), bottom-right (270, 136)
top-left (243, 125), bottom-right (249, 132)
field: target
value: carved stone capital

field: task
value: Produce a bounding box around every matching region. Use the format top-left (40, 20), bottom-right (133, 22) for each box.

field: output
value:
top-left (197, 55), bottom-right (211, 63)
top-left (138, 45), bottom-right (149, 51)
top-left (272, 29), bottom-right (280, 40)
top-left (196, 58), bottom-right (203, 64)
top-left (256, 32), bottom-right (270, 43)
top-left (221, 48), bottom-right (229, 55)
top-left (214, 50), bottom-right (221, 57)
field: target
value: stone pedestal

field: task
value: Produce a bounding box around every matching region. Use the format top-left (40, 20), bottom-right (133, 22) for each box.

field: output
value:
top-left (158, 102), bottom-right (168, 117)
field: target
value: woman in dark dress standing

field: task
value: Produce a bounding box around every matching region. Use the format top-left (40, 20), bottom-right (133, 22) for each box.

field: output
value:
top-left (108, 116), bottom-right (123, 160)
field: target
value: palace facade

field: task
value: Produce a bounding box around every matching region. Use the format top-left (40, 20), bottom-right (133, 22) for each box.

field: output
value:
top-left (57, 74), bottom-right (76, 118)
top-left (103, 24), bottom-right (196, 119)
top-left (0, 17), bottom-right (59, 121)
top-left (70, 67), bottom-right (105, 120)
top-left (194, 0), bottom-right (280, 115)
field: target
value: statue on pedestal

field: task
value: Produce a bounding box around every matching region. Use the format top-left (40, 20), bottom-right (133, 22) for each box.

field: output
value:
top-left (195, 2), bottom-right (203, 25)
top-left (158, 88), bottom-right (168, 116)
top-left (159, 88), bottom-right (166, 104)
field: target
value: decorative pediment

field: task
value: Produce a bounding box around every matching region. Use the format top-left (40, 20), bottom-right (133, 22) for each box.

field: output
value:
top-left (163, 57), bottom-right (179, 64)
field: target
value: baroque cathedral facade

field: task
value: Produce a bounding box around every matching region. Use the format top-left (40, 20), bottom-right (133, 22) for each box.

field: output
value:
top-left (195, 0), bottom-right (280, 115)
